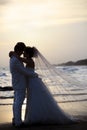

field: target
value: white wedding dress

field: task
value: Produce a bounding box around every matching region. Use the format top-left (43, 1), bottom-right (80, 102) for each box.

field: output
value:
top-left (24, 68), bottom-right (75, 125)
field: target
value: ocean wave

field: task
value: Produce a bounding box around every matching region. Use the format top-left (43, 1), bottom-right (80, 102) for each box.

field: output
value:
top-left (0, 98), bottom-right (87, 106)
top-left (63, 67), bottom-right (78, 72)
top-left (0, 96), bottom-right (13, 99)
top-left (56, 99), bottom-right (87, 103)
top-left (53, 93), bottom-right (87, 96)
top-left (0, 103), bottom-right (13, 106)
top-left (61, 66), bottom-right (87, 74)
top-left (0, 92), bottom-right (87, 105)
top-left (0, 66), bottom-right (87, 105)
top-left (0, 86), bottom-right (13, 91)
top-left (0, 73), bottom-right (7, 77)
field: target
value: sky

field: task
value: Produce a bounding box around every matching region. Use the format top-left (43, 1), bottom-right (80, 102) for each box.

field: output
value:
top-left (0, 0), bottom-right (87, 67)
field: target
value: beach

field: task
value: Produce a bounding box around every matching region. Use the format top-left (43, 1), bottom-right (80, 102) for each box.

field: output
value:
top-left (0, 122), bottom-right (87, 130)
top-left (0, 66), bottom-right (87, 129)
top-left (0, 105), bottom-right (87, 130)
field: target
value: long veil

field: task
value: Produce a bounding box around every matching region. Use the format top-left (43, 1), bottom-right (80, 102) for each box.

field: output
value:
top-left (34, 48), bottom-right (87, 121)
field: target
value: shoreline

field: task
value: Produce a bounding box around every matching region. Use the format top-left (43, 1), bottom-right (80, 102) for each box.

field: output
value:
top-left (0, 105), bottom-right (87, 130)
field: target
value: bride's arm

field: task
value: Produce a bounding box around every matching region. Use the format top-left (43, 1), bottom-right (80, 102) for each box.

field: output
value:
top-left (20, 57), bottom-right (35, 69)
top-left (19, 57), bottom-right (29, 64)
top-left (9, 51), bottom-right (15, 58)
top-left (9, 51), bottom-right (22, 59)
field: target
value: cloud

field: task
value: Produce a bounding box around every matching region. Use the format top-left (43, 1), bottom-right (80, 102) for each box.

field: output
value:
top-left (0, 0), bottom-right (11, 6)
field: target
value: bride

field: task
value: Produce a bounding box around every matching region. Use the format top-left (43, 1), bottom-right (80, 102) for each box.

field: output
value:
top-left (21, 46), bottom-right (76, 125)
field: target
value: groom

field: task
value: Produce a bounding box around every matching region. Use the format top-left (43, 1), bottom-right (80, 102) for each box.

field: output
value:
top-left (9, 42), bottom-right (37, 127)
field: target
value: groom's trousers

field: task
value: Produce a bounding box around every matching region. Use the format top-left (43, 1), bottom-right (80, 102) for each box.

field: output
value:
top-left (13, 89), bottom-right (26, 126)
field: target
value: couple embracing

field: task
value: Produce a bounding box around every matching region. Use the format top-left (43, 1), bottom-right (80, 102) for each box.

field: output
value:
top-left (9, 42), bottom-right (76, 128)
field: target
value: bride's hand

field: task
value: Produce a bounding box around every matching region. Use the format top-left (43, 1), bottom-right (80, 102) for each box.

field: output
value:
top-left (9, 51), bottom-right (19, 58)
top-left (34, 73), bottom-right (38, 78)
top-left (9, 51), bottom-right (14, 58)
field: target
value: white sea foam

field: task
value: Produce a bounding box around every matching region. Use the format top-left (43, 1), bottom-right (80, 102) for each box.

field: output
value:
top-left (0, 66), bottom-right (87, 105)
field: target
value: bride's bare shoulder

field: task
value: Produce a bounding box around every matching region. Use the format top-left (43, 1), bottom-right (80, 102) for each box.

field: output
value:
top-left (27, 59), bottom-right (35, 69)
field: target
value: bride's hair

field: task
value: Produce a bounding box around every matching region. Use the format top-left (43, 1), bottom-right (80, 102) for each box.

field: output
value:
top-left (24, 46), bottom-right (38, 58)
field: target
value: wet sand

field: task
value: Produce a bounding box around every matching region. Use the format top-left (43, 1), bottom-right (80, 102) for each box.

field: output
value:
top-left (0, 105), bottom-right (26, 124)
top-left (0, 122), bottom-right (87, 130)
top-left (0, 105), bottom-right (87, 130)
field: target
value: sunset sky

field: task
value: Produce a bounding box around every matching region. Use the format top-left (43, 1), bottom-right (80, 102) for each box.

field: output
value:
top-left (0, 0), bottom-right (87, 67)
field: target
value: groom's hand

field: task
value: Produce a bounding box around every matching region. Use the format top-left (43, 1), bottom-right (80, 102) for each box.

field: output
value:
top-left (34, 73), bottom-right (38, 77)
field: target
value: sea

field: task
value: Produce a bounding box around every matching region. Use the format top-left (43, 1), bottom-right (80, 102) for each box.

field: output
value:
top-left (0, 65), bottom-right (87, 120)
top-left (0, 65), bottom-right (87, 105)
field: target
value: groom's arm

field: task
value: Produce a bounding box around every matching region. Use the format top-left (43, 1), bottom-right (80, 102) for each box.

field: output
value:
top-left (12, 57), bottom-right (38, 77)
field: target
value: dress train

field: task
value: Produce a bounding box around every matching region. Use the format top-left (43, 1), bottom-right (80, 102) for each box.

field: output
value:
top-left (24, 71), bottom-right (75, 124)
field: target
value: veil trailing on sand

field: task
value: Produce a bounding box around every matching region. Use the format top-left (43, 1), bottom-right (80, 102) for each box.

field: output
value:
top-left (34, 48), bottom-right (87, 121)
